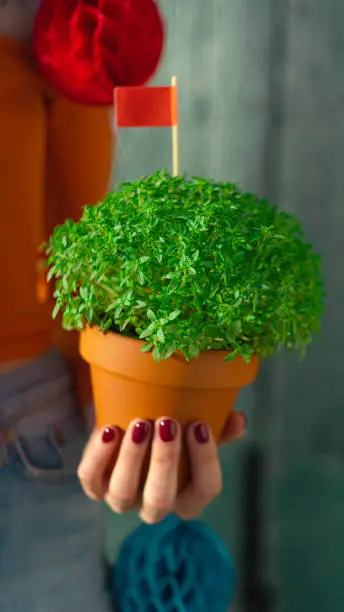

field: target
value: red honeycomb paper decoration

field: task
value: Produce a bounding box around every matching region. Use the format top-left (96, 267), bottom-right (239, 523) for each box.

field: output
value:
top-left (33, 0), bottom-right (165, 105)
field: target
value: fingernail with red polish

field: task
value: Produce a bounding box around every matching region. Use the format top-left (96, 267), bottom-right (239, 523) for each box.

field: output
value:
top-left (102, 426), bottom-right (117, 444)
top-left (194, 422), bottom-right (210, 444)
top-left (132, 421), bottom-right (150, 444)
top-left (159, 419), bottom-right (177, 442)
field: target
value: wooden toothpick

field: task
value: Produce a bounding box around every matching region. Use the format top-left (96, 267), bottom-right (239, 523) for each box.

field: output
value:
top-left (171, 76), bottom-right (179, 176)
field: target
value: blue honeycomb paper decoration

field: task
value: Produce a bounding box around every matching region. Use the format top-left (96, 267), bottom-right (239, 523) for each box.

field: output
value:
top-left (113, 515), bottom-right (236, 612)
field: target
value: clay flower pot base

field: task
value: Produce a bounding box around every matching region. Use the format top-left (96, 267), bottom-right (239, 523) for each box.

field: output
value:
top-left (80, 326), bottom-right (259, 489)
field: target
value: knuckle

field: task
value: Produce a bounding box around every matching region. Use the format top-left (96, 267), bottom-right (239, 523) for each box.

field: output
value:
top-left (195, 480), bottom-right (222, 504)
top-left (177, 509), bottom-right (199, 521)
top-left (152, 448), bottom-right (179, 472)
top-left (77, 466), bottom-right (93, 488)
top-left (150, 498), bottom-right (172, 515)
top-left (77, 463), bottom-right (87, 481)
top-left (140, 505), bottom-right (169, 525)
top-left (153, 456), bottom-right (175, 473)
top-left (86, 490), bottom-right (101, 501)
top-left (140, 493), bottom-right (173, 524)
top-left (108, 502), bottom-right (131, 514)
top-left (77, 468), bottom-right (102, 500)
top-left (106, 492), bottom-right (136, 514)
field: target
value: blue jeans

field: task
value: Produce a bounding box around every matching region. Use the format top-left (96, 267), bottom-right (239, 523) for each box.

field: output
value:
top-left (0, 350), bottom-right (113, 611)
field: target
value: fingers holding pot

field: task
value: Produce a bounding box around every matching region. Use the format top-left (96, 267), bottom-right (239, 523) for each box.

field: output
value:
top-left (176, 421), bottom-right (222, 520)
top-left (78, 425), bottom-right (121, 500)
top-left (79, 416), bottom-right (226, 523)
top-left (105, 419), bottom-right (152, 514)
top-left (139, 418), bottom-right (181, 525)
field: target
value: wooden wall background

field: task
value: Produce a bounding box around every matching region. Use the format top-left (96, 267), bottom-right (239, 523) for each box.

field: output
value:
top-left (107, 2), bottom-right (344, 611)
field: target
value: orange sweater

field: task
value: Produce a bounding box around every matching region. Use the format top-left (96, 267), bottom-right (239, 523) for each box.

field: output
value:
top-left (0, 36), bottom-right (113, 377)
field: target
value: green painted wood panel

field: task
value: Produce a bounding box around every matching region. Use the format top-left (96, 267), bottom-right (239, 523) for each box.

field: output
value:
top-left (263, 2), bottom-right (344, 611)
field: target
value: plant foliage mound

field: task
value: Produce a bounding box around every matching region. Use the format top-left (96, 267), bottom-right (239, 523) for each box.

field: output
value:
top-left (47, 171), bottom-right (324, 361)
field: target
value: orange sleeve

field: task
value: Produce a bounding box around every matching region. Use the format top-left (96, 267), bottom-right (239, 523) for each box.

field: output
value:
top-left (46, 98), bottom-right (114, 409)
top-left (46, 98), bottom-right (114, 228)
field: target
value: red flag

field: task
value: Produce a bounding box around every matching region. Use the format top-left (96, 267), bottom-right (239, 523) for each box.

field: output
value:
top-left (114, 85), bottom-right (178, 128)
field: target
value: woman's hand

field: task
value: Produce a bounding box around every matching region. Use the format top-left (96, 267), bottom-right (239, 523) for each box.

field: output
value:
top-left (78, 412), bottom-right (246, 524)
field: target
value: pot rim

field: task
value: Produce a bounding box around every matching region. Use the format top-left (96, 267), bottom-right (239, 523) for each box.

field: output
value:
top-left (79, 326), bottom-right (260, 391)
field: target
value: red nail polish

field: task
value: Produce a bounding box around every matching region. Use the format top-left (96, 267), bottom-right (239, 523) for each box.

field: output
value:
top-left (102, 426), bottom-right (116, 444)
top-left (194, 422), bottom-right (210, 444)
top-left (132, 421), bottom-right (150, 444)
top-left (159, 419), bottom-right (177, 442)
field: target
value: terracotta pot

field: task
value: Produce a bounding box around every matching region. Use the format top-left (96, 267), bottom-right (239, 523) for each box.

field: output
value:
top-left (80, 325), bottom-right (259, 434)
top-left (80, 326), bottom-right (260, 485)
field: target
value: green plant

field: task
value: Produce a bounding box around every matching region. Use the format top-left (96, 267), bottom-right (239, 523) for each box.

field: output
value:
top-left (47, 170), bottom-right (324, 362)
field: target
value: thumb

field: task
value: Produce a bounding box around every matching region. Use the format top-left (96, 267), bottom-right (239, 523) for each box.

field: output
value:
top-left (219, 411), bottom-right (247, 445)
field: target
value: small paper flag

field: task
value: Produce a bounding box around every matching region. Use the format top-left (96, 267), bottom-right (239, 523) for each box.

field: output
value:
top-left (114, 85), bottom-right (178, 128)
